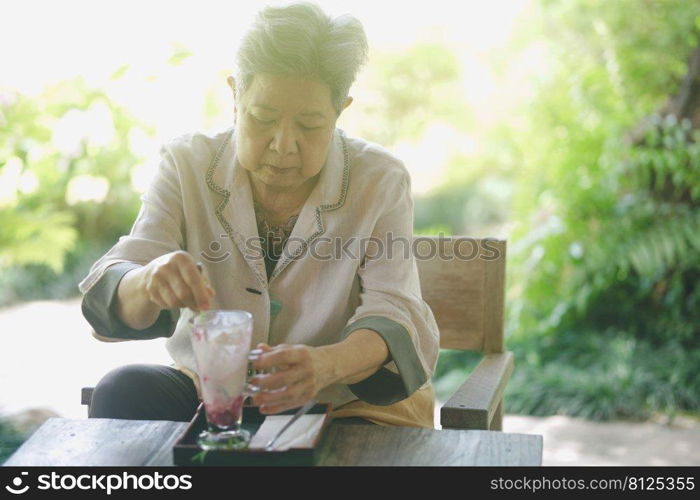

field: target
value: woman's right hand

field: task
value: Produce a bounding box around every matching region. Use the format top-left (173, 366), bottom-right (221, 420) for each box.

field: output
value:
top-left (139, 251), bottom-right (215, 312)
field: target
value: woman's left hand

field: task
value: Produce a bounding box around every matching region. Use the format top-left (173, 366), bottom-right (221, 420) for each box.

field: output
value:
top-left (249, 343), bottom-right (335, 414)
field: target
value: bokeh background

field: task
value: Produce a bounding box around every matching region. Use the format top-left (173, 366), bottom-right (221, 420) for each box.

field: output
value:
top-left (2, 0), bottom-right (699, 464)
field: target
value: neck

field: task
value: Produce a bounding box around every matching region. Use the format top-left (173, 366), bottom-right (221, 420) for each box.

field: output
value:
top-left (249, 173), bottom-right (318, 216)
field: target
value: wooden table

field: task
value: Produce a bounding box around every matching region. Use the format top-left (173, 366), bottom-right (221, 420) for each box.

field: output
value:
top-left (4, 418), bottom-right (542, 466)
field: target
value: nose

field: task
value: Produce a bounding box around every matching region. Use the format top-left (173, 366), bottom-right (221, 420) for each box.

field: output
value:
top-left (268, 122), bottom-right (298, 157)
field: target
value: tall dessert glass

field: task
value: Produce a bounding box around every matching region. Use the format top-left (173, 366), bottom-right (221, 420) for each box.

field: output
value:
top-left (190, 310), bottom-right (254, 450)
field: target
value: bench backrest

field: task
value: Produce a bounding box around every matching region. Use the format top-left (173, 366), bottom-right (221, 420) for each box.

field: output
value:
top-left (414, 237), bottom-right (506, 353)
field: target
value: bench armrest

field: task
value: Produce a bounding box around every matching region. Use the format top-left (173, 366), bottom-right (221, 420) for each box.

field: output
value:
top-left (440, 351), bottom-right (514, 430)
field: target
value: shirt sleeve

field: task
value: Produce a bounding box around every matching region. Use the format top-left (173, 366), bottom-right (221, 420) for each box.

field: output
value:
top-left (342, 169), bottom-right (440, 406)
top-left (78, 144), bottom-right (185, 341)
top-left (81, 262), bottom-right (180, 341)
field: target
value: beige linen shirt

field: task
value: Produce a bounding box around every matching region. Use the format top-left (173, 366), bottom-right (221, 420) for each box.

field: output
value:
top-left (79, 127), bottom-right (440, 427)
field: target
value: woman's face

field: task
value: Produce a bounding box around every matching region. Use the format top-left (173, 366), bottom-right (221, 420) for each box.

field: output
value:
top-left (233, 73), bottom-right (342, 192)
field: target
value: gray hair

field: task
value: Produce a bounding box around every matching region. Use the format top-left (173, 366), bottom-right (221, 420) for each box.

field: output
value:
top-left (234, 2), bottom-right (369, 115)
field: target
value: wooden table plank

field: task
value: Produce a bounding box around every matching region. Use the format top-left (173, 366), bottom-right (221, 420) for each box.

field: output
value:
top-left (3, 418), bottom-right (542, 467)
top-left (317, 425), bottom-right (542, 466)
top-left (4, 418), bottom-right (188, 467)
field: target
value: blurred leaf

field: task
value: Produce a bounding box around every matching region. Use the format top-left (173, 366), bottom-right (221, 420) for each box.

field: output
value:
top-left (110, 64), bottom-right (130, 80)
top-left (0, 210), bottom-right (77, 273)
top-left (168, 45), bottom-right (194, 66)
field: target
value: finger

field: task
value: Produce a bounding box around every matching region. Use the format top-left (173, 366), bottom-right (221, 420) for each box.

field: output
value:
top-left (146, 286), bottom-right (169, 310)
top-left (178, 262), bottom-right (211, 310)
top-left (258, 382), bottom-right (309, 411)
top-left (145, 275), bottom-right (175, 309)
top-left (250, 344), bottom-right (272, 357)
top-left (252, 347), bottom-right (306, 372)
top-left (260, 386), bottom-right (313, 414)
top-left (248, 343), bottom-right (272, 363)
top-left (163, 252), bottom-right (202, 308)
top-left (151, 273), bottom-right (194, 310)
top-left (153, 281), bottom-right (181, 309)
top-left (167, 278), bottom-right (198, 310)
top-left (250, 367), bottom-right (306, 392)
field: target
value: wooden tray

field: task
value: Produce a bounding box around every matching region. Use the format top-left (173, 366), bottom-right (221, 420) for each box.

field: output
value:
top-left (173, 402), bottom-right (332, 466)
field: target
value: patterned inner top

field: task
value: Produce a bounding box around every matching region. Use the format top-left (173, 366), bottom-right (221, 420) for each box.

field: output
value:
top-left (253, 201), bottom-right (300, 279)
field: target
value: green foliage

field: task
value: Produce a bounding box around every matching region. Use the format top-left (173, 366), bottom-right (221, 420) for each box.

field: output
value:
top-left (415, 174), bottom-right (513, 235)
top-left (0, 241), bottom-right (113, 306)
top-left (510, 118), bottom-right (700, 343)
top-left (430, 0), bottom-right (700, 420)
top-left (432, 349), bottom-right (482, 402)
top-left (505, 328), bottom-right (700, 421)
top-left (0, 210), bottom-right (76, 272)
top-left (502, 0), bottom-right (700, 419)
top-left (0, 419), bottom-right (26, 464)
top-left (358, 43), bottom-right (473, 146)
top-left (352, 41), bottom-right (512, 235)
top-left (191, 450), bottom-right (208, 465)
top-left (0, 79), bottom-right (150, 303)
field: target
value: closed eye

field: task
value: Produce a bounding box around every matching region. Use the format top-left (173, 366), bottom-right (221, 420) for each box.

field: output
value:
top-left (252, 116), bottom-right (275, 126)
top-left (251, 113), bottom-right (322, 130)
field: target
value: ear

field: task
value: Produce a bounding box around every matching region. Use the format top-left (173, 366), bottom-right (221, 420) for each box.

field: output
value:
top-left (335, 96), bottom-right (353, 119)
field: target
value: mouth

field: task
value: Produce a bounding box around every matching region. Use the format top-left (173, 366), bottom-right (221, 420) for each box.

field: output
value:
top-left (264, 165), bottom-right (297, 174)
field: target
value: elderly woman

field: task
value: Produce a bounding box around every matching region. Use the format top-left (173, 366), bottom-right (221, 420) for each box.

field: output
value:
top-left (79, 2), bottom-right (439, 428)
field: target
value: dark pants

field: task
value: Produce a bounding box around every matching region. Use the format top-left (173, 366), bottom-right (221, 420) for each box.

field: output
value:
top-left (89, 364), bottom-right (199, 421)
top-left (88, 363), bottom-right (374, 424)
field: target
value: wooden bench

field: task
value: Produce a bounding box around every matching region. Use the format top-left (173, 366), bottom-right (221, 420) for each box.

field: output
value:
top-left (415, 236), bottom-right (512, 430)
